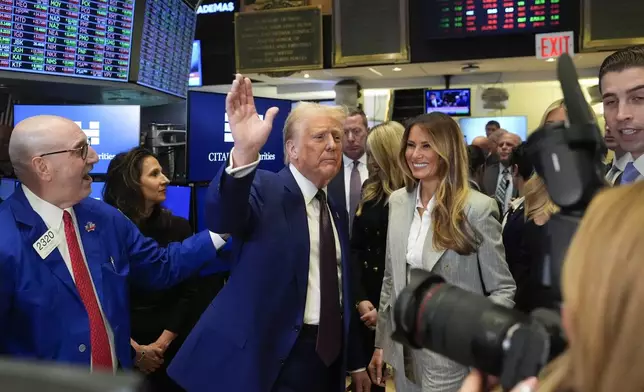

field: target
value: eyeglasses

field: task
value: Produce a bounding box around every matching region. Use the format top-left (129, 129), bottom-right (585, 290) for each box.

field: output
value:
top-left (40, 143), bottom-right (89, 161)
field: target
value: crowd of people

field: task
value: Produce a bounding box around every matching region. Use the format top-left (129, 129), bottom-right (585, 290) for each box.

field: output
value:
top-left (0, 45), bottom-right (643, 392)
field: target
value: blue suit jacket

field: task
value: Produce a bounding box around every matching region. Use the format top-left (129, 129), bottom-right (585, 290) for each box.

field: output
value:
top-left (0, 187), bottom-right (219, 369)
top-left (168, 166), bottom-right (365, 392)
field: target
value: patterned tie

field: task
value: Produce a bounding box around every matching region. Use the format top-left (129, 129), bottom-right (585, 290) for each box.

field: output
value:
top-left (63, 211), bottom-right (113, 371)
top-left (348, 160), bottom-right (362, 231)
top-left (495, 168), bottom-right (510, 212)
top-left (314, 191), bottom-right (342, 366)
top-left (620, 162), bottom-right (640, 185)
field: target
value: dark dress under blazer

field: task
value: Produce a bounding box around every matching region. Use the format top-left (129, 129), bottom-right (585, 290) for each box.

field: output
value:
top-left (132, 209), bottom-right (227, 392)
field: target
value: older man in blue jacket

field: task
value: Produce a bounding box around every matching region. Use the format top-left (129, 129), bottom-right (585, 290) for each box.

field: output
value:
top-left (0, 115), bottom-right (227, 372)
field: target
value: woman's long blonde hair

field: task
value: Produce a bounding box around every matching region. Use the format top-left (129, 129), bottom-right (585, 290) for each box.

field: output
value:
top-left (538, 182), bottom-right (644, 392)
top-left (356, 121), bottom-right (407, 216)
top-left (523, 174), bottom-right (559, 222)
top-left (398, 113), bottom-right (476, 255)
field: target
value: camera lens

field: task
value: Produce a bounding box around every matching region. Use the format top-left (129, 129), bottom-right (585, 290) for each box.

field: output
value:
top-left (393, 271), bottom-right (528, 376)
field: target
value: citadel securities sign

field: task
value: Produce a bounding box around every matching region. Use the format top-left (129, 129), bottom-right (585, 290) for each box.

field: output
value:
top-left (187, 92), bottom-right (291, 182)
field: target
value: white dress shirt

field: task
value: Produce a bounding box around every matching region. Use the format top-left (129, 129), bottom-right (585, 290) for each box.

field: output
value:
top-left (225, 149), bottom-right (342, 325)
top-left (342, 153), bottom-right (369, 213)
top-left (406, 186), bottom-right (436, 276)
top-left (496, 164), bottom-right (513, 213)
top-left (605, 153), bottom-right (631, 185)
top-left (22, 185), bottom-right (118, 373)
top-left (501, 196), bottom-right (525, 229)
top-left (619, 153), bottom-right (644, 184)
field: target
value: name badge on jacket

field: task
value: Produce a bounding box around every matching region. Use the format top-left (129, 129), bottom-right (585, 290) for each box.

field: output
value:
top-left (33, 229), bottom-right (62, 259)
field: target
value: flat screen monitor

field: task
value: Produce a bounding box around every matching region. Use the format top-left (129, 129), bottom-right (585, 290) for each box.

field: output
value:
top-left (426, 88), bottom-right (471, 116)
top-left (0, 0), bottom-right (135, 82)
top-left (0, 177), bottom-right (18, 200)
top-left (163, 185), bottom-right (191, 220)
top-left (89, 181), bottom-right (105, 200)
top-left (189, 40), bottom-right (202, 87)
top-left (426, 0), bottom-right (564, 38)
top-left (13, 105), bottom-right (141, 175)
top-left (459, 116), bottom-right (528, 144)
top-left (133, 0), bottom-right (197, 97)
top-left (194, 184), bottom-right (207, 232)
top-left (188, 91), bottom-right (292, 182)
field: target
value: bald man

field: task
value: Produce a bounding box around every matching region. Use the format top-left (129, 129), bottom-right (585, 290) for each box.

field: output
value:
top-left (471, 136), bottom-right (490, 155)
top-left (483, 130), bottom-right (521, 214)
top-left (0, 115), bottom-right (227, 372)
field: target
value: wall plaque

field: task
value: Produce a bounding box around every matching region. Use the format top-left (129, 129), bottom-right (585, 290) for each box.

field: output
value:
top-left (235, 5), bottom-right (323, 73)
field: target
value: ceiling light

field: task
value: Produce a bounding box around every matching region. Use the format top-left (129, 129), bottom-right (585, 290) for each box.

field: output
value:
top-left (393, 67), bottom-right (402, 72)
top-left (546, 58), bottom-right (556, 62)
top-left (303, 73), bottom-right (310, 78)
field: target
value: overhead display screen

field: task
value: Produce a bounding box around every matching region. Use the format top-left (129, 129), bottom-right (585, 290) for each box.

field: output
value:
top-left (135, 0), bottom-right (196, 97)
top-left (427, 0), bottom-right (563, 38)
top-left (0, 0), bottom-right (135, 81)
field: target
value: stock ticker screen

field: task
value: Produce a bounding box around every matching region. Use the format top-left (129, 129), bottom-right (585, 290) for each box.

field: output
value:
top-left (135, 0), bottom-right (196, 98)
top-left (427, 0), bottom-right (563, 38)
top-left (0, 0), bottom-right (135, 81)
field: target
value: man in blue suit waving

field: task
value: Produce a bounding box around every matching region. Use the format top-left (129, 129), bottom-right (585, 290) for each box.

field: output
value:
top-left (168, 75), bottom-right (371, 391)
top-left (0, 115), bottom-right (227, 372)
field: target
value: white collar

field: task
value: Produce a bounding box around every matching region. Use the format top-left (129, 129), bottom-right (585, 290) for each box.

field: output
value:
top-left (415, 184), bottom-right (436, 210)
top-left (288, 164), bottom-right (327, 205)
top-left (510, 196), bottom-right (525, 210)
top-left (616, 153), bottom-right (634, 171)
top-left (22, 184), bottom-right (73, 230)
top-left (343, 153), bottom-right (367, 168)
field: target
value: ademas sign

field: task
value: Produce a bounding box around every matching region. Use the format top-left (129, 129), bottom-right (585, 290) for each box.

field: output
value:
top-left (197, 1), bottom-right (236, 14)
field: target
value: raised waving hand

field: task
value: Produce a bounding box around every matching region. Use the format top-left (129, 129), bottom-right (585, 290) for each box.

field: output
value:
top-left (226, 74), bottom-right (279, 167)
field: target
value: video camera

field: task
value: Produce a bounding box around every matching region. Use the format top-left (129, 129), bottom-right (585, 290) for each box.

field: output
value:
top-left (390, 54), bottom-right (608, 391)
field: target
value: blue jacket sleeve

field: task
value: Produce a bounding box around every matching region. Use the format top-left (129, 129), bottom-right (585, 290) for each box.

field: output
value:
top-left (0, 253), bottom-right (14, 340)
top-left (205, 164), bottom-right (259, 236)
top-left (119, 213), bottom-right (219, 291)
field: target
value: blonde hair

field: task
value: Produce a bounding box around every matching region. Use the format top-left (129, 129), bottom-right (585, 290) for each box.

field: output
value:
top-left (538, 182), bottom-right (644, 392)
top-left (523, 173), bottom-right (558, 222)
top-left (399, 113), bottom-right (477, 255)
top-left (283, 102), bottom-right (347, 164)
top-left (539, 99), bottom-right (566, 127)
top-left (356, 121), bottom-right (407, 216)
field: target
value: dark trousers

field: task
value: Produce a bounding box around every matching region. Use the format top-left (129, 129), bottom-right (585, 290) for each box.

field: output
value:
top-left (271, 325), bottom-right (343, 392)
top-left (360, 324), bottom-right (385, 392)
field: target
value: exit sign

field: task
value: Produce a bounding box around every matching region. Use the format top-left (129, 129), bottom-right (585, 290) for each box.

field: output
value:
top-left (535, 31), bottom-right (574, 60)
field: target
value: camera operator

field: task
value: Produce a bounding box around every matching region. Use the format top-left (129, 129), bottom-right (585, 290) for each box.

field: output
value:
top-left (459, 181), bottom-right (644, 392)
top-left (457, 44), bottom-right (644, 392)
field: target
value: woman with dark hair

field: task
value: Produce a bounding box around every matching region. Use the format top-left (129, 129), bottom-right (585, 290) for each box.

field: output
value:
top-left (103, 147), bottom-right (227, 391)
top-left (368, 113), bottom-right (515, 392)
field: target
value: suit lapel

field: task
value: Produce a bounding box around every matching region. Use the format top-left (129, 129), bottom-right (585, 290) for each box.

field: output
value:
top-left (278, 169), bottom-right (310, 305)
top-left (484, 164), bottom-right (500, 195)
top-left (389, 190), bottom-right (414, 295)
top-left (74, 201), bottom-right (106, 310)
top-left (10, 187), bottom-right (80, 301)
top-left (327, 171), bottom-right (346, 210)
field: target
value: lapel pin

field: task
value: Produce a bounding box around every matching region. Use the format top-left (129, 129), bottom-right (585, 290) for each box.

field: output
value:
top-left (335, 212), bottom-right (339, 219)
top-left (85, 222), bottom-right (96, 232)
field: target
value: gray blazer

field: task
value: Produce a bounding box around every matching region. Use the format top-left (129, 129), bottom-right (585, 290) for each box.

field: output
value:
top-left (374, 187), bottom-right (515, 392)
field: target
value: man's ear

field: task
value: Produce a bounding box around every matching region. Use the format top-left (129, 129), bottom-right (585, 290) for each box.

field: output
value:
top-left (511, 164), bottom-right (519, 177)
top-left (286, 139), bottom-right (297, 162)
top-left (31, 157), bottom-right (52, 181)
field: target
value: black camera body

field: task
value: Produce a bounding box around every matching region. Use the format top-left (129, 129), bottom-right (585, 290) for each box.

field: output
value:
top-left (391, 54), bottom-right (607, 391)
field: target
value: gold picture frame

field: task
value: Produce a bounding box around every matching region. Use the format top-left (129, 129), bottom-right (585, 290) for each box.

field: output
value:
top-left (581, 0), bottom-right (644, 51)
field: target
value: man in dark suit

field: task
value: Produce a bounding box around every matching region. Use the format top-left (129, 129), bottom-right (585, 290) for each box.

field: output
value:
top-left (483, 131), bottom-right (520, 214)
top-left (327, 109), bottom-right (369, 230)
top-left (0, 115), bottom-right (227, 372)
top-left (168, 75), bottom-right (370, 392)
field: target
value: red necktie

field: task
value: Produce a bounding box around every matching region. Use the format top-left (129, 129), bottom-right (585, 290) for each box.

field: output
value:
top-left (63, 211), bottom-right (113, 371)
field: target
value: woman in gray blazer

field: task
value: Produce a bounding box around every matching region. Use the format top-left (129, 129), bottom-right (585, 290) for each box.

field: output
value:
top-left (368, 113), bottom-right (516, 392)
